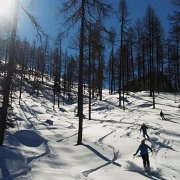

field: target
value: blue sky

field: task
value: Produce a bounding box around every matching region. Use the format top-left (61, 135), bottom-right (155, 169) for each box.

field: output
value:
top-left (18, 0), bottom-right (176, 50)
top-left (127, 0), bottom-right (175, 31)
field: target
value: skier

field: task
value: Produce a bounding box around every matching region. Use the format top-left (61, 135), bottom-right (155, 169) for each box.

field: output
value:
top-left (140, 123), bottom-right (149, 139)
top-left (133, 139), bottom-right (153, 172)
top-left (160, 111), bottom-right (165, 120)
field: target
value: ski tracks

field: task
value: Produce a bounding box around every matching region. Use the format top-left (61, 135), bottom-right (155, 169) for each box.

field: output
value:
top-left (82, 129), bottom-right (121, 178)
top-left (12, 93), bottom-right (60, 178)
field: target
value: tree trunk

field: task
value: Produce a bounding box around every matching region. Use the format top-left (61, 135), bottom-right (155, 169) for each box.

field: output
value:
top-left (88, 23), bottom-right (92, 120)
top-left (0, 0), bottom-right (19, 146)
top-left (77, 0), bottom-right (85, 145)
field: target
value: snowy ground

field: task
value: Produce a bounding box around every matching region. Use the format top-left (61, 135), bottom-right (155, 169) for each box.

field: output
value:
top-left (1, 87), bottom-right (180, 180)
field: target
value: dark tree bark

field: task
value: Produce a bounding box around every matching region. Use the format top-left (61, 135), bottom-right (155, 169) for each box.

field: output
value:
top-left (108, 28), bottom-right (116, 95)
top-left (0, 0), bottom-right (19, 145)
top-left (118, 0), bottom-right (128, 108)
top-left (77, 0), bottom-right (85, 145)
top-left (88, 23), bottom-right (92, 120)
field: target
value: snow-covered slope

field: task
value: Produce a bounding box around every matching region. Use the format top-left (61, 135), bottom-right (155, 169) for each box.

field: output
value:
top-left (1, 89), bottom-right (180, 180)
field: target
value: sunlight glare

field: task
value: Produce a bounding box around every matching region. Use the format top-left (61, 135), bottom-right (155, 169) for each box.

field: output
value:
top-left (0, 0), bottom-right (12, 16)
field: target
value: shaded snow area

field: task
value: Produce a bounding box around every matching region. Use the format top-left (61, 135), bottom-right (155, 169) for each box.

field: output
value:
top-left (1, 89), bottom-right (180, 180)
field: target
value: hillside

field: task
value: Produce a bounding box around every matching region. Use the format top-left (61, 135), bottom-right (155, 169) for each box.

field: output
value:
top-left (1, 85), bottom-right (180, 180)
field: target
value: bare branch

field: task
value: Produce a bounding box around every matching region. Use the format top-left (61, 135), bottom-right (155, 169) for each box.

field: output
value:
top-left (20, 3), bottom-right (48, 43)
top-left (58, 0), bottom-right (79, 15)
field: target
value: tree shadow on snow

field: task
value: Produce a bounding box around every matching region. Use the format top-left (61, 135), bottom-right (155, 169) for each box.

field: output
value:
top-left (162, 115), bottom-right (180, 124)
top-left (0, 130), bottom-right (52, 179)
top-left (149, 137), bottom-right (177, 153)
top-left (126, 161), bottom-right (166, 180)
top-left (137, 103), bottom-right (153, 108)
top-left (14, 130), bottom-right (46, 147)
top-left (82, 144), bottom-right (121, 177)
top-left (0, 146), bottom-right (26, 179)
top-left (14, 130), bottom-right (51, 163)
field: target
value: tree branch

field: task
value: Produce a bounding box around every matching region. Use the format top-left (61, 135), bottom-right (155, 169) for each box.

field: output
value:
top-left (20, 3), bottom-right (48, 43)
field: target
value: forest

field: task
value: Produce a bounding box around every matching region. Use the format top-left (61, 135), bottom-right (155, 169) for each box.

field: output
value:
top-left (0, 0), bottom-right (179, 146)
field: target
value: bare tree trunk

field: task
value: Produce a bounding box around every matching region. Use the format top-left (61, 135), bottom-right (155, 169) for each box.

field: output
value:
top-left (118, 0), bottom-right (128, 107)
top-left (88, 23), bottom-right (92, 120)
top-left (0, 0), bottom-right (19, 146)
top-left (58, 36), bottom-right (62, 108)
top-left (77, 0), bottom-right (85, 145)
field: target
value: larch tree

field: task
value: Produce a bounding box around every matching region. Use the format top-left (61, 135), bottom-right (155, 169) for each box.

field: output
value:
top-left (87, 22), bottom-right (92, 120)
top-left (108, 27), bottom-right (116, 95)
top-left (53, 48), bottom-right (60, 109)
top-left (0, 0), bottom-right (19, 146)
top-left (143, 5), bottom-right (160, 108)
top-left (125, 27), bottom-right (135, 92)
top-left (135, 18), bottom-right (143, 92)
top-left (118, 0), bottom-right (129, 109)
top-left (0, 0), bottom-right (47, 145)
top-left (59, 0), bottom-right (112, 145)
top-left (169, 0), bottom-right (180, 92)
top-left (154, 17), bottom-right (164, 93)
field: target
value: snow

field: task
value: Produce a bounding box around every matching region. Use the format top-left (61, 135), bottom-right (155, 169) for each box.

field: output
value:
top-left (1, 86), bottom-right (180, 180)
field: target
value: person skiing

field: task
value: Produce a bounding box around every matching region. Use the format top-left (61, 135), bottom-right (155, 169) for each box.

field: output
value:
top-left (140, 123), bottom-right (149, 139)
top-left (160, 111), bottom-right (165, 120)
top-left (133, 139), bottom-right (153, 172)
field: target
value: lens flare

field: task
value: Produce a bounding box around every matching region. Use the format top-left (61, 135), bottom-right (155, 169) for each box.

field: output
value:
top-left (0, 0), bottom-right (12, 16)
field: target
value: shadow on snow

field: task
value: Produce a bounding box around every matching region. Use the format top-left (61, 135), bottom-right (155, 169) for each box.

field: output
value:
top-left (126, 161), bottom-right (167, 180)
top-left (0, 130), bottom-right (51, 179)
top-left (82, 143), bottom-right (121, 177)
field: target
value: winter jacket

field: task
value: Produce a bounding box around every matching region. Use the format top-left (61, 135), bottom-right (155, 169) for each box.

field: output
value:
top-left (134, 144), bottom-right (152, 156)
top-left (140, 124), bottom-right (148, 133)
top-left (160, 111), bottom-right (164, 117)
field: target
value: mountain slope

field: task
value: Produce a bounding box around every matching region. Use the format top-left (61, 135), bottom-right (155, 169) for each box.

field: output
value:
top-left (1, 88), bottom-right (180, 180)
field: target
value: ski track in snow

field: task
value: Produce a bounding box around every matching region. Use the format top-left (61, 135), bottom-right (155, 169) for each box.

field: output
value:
top-left (82, 93), bottom-right (178, 178)
top-left (4, 89), bottom-right (180, 179)
top-left (12, 94), bottom-right (60, 178)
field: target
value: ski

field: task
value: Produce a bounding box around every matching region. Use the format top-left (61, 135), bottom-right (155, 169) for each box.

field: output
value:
top-left (144, 167), bottom-right (151, 176)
